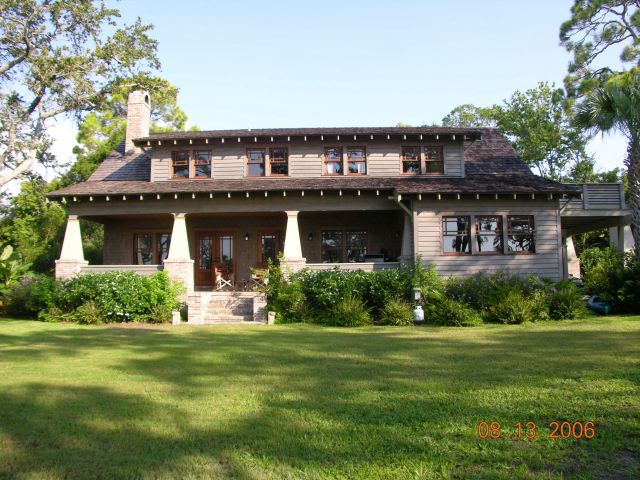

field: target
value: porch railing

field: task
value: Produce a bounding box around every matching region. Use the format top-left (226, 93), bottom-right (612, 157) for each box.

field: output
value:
top-left (305, 262), bottom-right (401, 272)
top-left (561, 183), bottom-right (626, 211)
top-left (80, 264), bottom-right (163, 276)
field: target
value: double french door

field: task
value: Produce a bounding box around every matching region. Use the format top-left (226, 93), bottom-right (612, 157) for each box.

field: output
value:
top-left (195, 231), bottom-right (235, 287)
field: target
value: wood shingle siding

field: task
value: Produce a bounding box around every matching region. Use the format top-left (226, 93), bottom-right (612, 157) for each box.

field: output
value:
top-left (413, 199), bottom-right (562, 281)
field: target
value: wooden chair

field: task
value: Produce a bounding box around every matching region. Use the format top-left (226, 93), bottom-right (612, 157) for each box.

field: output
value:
top-left (214, 266), bottom-right (233, 290)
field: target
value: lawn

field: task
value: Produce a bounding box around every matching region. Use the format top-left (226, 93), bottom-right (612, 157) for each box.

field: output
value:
top-left (0, 318), bottom-right (639, 479)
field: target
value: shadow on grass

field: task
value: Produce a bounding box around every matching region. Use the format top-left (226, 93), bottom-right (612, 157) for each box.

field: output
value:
top-left (0, 321), bottom-right (638, 478)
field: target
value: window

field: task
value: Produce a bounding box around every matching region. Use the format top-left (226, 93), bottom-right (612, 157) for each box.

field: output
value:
top-left (171, 152), bottom-right (189, 178)
top-left (247, 149), bottom-right (265, 176)
top-left (193, 151), bottom-right (211, 178)
top-left (507, 216), bottom-right (535, 253)
top-left (442, 216), bottom-right (471, 254)
top-left (134, 233), bottom-right (171, 264)
top-left (324, 147), bottom-right (343, 175)
top-left (346, 231), bottom-right (367, 262)
top-left (321, 230), bottom-right (343, 262)
top-left (424, 146), bottom-right (444, 174)
top-left (402, 147), bottom-right (421, 174)
top-left (259, 232), bottom-right (280, 266)
top-left (269, 148), bottom-right (288, 176)
top-left (475, 216), bottom-right (503, 254)
top-left (347, 147), bottom-right (367, 175)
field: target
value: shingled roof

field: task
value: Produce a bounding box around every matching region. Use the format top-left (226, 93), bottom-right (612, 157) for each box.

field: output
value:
top-left (48, 127), bottom-right (581, 197)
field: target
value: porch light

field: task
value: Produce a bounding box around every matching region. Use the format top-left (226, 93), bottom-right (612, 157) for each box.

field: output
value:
top-left (244, 233), bottom-right (250, 241)
top-left (308, 233), bottom-right (313, 241)
top-left (413, 288), bottom-right (422, 302)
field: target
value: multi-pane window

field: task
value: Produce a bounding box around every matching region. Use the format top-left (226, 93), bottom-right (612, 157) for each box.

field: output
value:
top-left (324, 147), bottom-right (343, 175)
top-left (269, 148), bottom-right (288, 176)
top-left (260, 233), bottom-right (279, 265)
top-left (402, 147), bottom-right (421, 174)
top-left (247, 149), bottom-right (265, 176)
top-left (347, 147), bottom-right (367, 175)
top-left (442, 216), bottom-right (471, 254)
top-left (424, 146), bottom-right (444, 174)
top-left (321, 230), bottom-right (343, 263)
top-left (134, 233), bottom-right (171, 265)
top-left (171, 152), bottom-right (189, 178)
top-left (475, 216), bottom-right (503, 254)
top-left (193, 151), bottom-right (212, 177)
top-left (346, 231), bottom-right (367, 262)
top-left (507, 216), bottom-right (535, 253)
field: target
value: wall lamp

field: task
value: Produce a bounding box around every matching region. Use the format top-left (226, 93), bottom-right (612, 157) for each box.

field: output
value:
top-left (244, 233), bottom-right (250, 241)
top-left (308, 233), bottom-right (314, 241)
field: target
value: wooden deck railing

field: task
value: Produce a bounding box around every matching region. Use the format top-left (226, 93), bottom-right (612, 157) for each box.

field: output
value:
top-left (80, 265), bottom-right (163, 275)
top-left (561, 183), bottom-right (626, 211)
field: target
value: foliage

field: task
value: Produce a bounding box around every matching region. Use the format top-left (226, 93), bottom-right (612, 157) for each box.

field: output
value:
top-left (407, 259), bottom-right (445, 304)
top-left (265, 264), bottom-right (307, 324)
top-left (559, 0), bottom-right (640, 97)
top-left (427, 298), bottom-right (482, 327)
top-left (618, 252), bottom-right (640, 312)
top-left (51, 271), bottom-right (182, 323)
top-left (71, 300), bottom-right (107, 325)
top-left (378, 299), bottom-right (415, 326)
top-left (548, 281), bottom-right (587, 320)
top-left (0, 245), bottom-right (32, 299)
top-left (322, 294), bottom-right (372, 327)
top-left (0, 0), bottom-right (160, 186)
top-left (3, 273), bottom-right (56, 318)
top-left (587, 251), bottom-right (640, 312)
top-left (148, 303), bottom-right (175, 324)
top-left (580, 246), bottom-right (620, 277)
top-left (440, 83), bottom-right (591, 180)
top-left (485, 289), bottom-right (541, 324)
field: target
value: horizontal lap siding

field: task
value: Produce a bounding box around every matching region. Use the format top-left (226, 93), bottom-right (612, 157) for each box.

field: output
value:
top-left (414, 199), bottom-right (562, 280)
top-left (443, 144), bottom-right (463, 176)
top-left (289, 145), bottom-right (322, 177)
top-left (367, 144), bottom-right (400, 176)
top-left (213, 148), bottom-right (244, 179)
top-left (150, 150), bottom-right (171, 182)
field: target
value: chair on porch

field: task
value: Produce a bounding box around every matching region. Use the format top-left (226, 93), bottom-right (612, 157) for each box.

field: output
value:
top-left (247, 267), bottom-right (269, 291)
top-left (214, 265), bottom-right (234, 290)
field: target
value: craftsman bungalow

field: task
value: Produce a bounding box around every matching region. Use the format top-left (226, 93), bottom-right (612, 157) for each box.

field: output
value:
top-left (48, 92), bottom-right (631, 323)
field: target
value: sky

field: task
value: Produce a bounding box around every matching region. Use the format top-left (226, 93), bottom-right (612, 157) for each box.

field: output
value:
top-left (46, 0), bottom-right (628, 181)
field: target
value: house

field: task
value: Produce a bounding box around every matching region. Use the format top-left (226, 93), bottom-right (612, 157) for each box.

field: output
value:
top-left (47, 92), bottom-right (631, 323)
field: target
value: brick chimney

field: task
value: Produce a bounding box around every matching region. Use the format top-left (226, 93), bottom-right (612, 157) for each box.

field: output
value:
top-left (124, 90), bottom-right (151, 154)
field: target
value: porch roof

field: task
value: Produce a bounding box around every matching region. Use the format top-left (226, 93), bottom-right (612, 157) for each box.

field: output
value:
top-left (47, 174), bottom-right (581, 198)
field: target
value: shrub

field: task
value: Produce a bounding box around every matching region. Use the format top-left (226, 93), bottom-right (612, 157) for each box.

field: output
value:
top-left (548, 281), bottom-right (586, 320)
top-left (52, 271), bottom-right (182, 323)
top-left (378, 299), bottom-right (414, 326)
top-left (428, 298), bottom-right (482, 327)
top-left (148, 303), bottom-right (174, 324)
top-left (618, 252), bottom-right (640, 313)
top-left (580, 246), bottom-right (619, 278)
top-left (365, 268), bottom-right (412, 315)
top-left (323, 294), bottom-right (372, 327)
top-left (3, 273), bottom-right (56, 318)
top-left (407, 259), bottom-right (445, 303)
top-left (486, 289), bottom-right (539, 324)
top-left (72, 300), bottom-right (106, 325)
top-left (265, 265), bottom-right (307, 324)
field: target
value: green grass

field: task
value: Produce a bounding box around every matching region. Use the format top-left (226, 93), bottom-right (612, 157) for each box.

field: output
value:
top-left (0, 317), bottom-right (639, 479)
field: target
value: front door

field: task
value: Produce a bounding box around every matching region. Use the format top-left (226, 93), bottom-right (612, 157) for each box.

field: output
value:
top-left (195, 231), bottom-right (235, 288)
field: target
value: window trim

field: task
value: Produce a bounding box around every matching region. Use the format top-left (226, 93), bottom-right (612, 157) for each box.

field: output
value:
top-left (423, 145), bottom-right (445, 175)
top-left (246, 148), bottom-right (266, 177)
top-left (268, 147), bottom-right (289, 177)
top-left (323, 147), bottom-right (344, 176)
top-left (401, 146), bottom-right (422, 175)
top-left (133, 232), bottom-right (171, 265)
top-left (441, 216), bottom-right (472, 256)
top-left (474, 215), bottom-right (504, 255)
top-left (506, 215), bottom-right (536, 255)
top-left (346, 146), bottom-right (367, 176)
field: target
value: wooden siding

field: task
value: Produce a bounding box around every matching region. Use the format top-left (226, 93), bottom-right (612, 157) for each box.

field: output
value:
top-left (560, 183), bottom-right (626, 211)
top-left (414, 199), bottom-right (562, 280)
top-left (148, 140), bottom-right (465, 181)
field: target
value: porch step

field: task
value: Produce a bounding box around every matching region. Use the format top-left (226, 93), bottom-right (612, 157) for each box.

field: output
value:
top-left (188, 291), bottom-right (267, 324)
top-left (202, 314), bottom-right (255, 324)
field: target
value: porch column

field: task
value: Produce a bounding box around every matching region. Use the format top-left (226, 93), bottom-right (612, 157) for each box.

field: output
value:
top-left (163, 213), bottom-right (194, 295)
top-left (565, 236), bottom-right (581, 279)
top-left (281, 211), bottom-right (306, 272)
top-left (55, 215), bottom-right (88, 280)
top-left (609, 221), bottom-right (627, 254)
top-left (399, 213), bottom-right (413, 263)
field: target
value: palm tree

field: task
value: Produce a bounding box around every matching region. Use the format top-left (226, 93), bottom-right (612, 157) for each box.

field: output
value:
top-left (574, 72), bottom-right (640, 254)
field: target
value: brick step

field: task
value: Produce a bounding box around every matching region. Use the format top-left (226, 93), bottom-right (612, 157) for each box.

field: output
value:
top-left (207, 305), bottom-right (253, 313)
top-left (202, 314), bottom-right (255, 323)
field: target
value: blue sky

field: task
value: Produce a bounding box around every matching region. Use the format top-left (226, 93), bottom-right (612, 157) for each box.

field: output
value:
top-left (47, 0), bottom-right (627, 175)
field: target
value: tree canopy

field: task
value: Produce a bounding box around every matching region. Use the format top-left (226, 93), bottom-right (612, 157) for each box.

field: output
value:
top-left (0, 0), bottom-right (161, 188)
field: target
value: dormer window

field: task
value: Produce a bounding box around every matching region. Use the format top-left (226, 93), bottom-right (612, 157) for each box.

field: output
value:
top-left (194, 151), bottom-right (212, 178)
top-left (424, 146), bottom-right (444, 174)
top-left (324, 147), bottom-right (343, 175)
top-left (247, 149), bottom-right (265, 176)
top-left (269, 147), bottom-right (288, 176)
top-left (171, 152), bottom-right (190, 178)
top-left (347, 147), bottom-right (367, 175)
top-left (402, 147), bottom-right (421, 174)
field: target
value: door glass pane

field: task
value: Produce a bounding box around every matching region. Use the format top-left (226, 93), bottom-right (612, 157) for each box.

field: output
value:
top-left (219, 235), bottom-right (234, 271)
top-left (135, 234), bottom-right (153, 265)
top-left (346, 231), bottom-right (367, 262)
top-left (157, 233), bottom-right (171, 262)
top-left (321, 231), bottom-right (343, 263)
top-left (199, 236), bottom-right (212, 269)
top-left (261, 234), bottom-right (277, 264)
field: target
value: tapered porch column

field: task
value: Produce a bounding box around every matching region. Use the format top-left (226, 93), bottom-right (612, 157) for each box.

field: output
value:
top-left (55, 215), bottom-right (88, 280)
top-left (565, 236), bottom-right (581, 279)
top-left (163, 213), bottom-right (194, 295)
top-left (399, 213), bottom-right (413, 263)
top-left (280, 211), bottom-right (306, 272)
